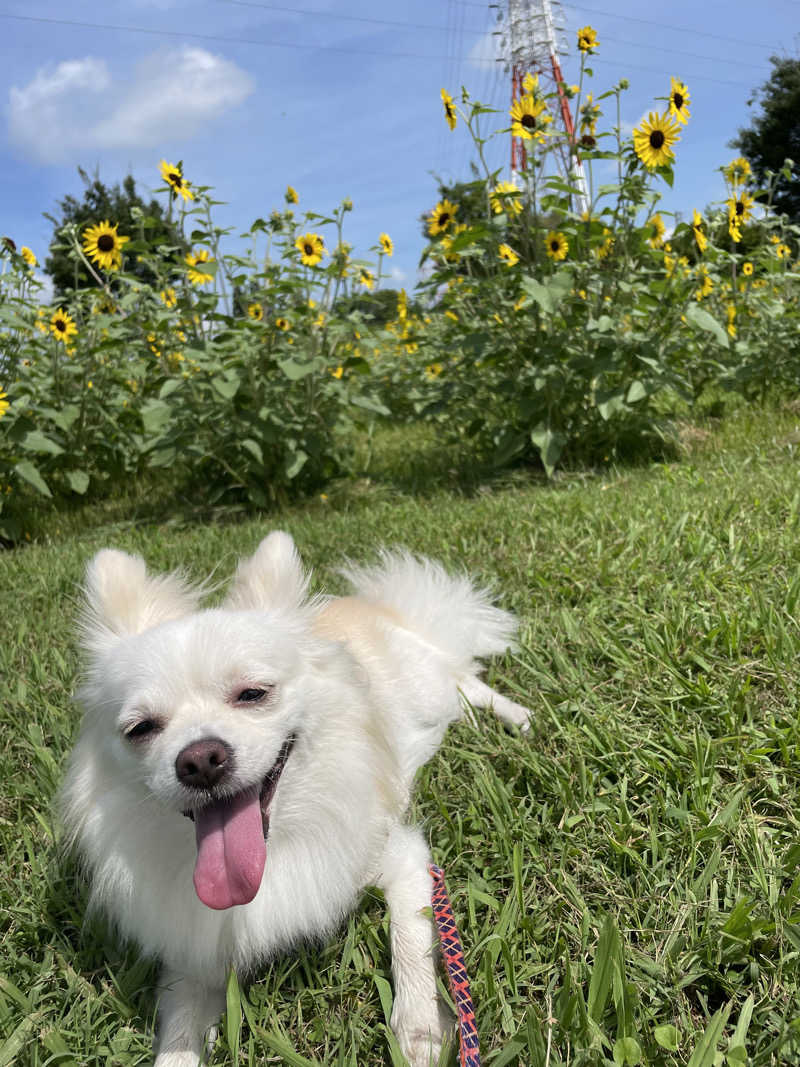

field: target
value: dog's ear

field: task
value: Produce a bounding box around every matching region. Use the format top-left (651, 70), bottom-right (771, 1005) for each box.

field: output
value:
top-left (225, 530), bottom-right (310, 611)
top-left (81, 549), bottom-right (200, 656)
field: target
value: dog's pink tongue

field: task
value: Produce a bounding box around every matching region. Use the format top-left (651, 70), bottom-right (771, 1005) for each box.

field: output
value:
top-left (192, 788), bottom-right (266, 909)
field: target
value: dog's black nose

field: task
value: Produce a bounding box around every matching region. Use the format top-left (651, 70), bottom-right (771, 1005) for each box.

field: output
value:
top-left (175, 738), bottom-right (232, 790)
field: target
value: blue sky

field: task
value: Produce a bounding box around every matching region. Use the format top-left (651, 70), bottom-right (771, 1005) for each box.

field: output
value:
top-left (1, 0), bottom-right (797, 292)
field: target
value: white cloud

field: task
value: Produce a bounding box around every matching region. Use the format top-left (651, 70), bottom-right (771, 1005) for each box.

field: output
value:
top-left (8, 47), bottom-right (254, 164)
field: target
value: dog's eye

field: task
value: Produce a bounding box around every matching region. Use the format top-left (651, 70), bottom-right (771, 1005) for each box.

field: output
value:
top-left (236, 687), bottom-right (270, 704)
top-left (125, 719), bottom-right (161, 741)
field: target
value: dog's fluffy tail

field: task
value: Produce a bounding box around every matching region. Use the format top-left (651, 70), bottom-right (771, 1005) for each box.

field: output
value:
top-left (340, 551), bottom-right (517, 670)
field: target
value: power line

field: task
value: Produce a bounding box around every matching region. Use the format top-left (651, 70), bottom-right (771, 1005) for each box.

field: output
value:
top-left (217, 0), bottom-right (488, 36)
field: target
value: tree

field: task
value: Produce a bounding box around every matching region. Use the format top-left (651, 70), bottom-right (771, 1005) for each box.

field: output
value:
top-left (730, 56), bottom-right (800, 223)
top-left (44, 168), bottom-right (172, 296)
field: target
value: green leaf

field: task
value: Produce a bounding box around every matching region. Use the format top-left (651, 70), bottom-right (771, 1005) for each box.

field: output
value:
top-left (66, 470), bottom-right (90, 495)
top-left (728, 993), bottom-right (754, 1061)
top-left (285, 450), bottom-right (308, 479)
top-left (21, 430), bottom-right (64, 456)
top-left (613, 1036), bottom-right (643, 1065)
top-left (278, 358), bottom-right (316, 381)
top-left (241, 438), bottom-right (264, 465)
top-left (654, 1024), bottom-right (680, 1051)
top-left (687, 1003), bottom-right (733, 1067)
top-left (141, 399), bottom-right (172, 435)
top-left (224, 968), bottom-right (241, 1062)
top-left (211, 374), bottom-right (240, 400)
top-left (14, 460), bottom-right (52, 498)
top-left (587, 914), bottom-right (620, 1023)
top-left (626, 380), bottom-right (647, 404)
top-left (351, 394), bottom-right (391, 416)
top-left (686, 303), bottom-right (729, 349)
top-left (530, 424), bottom-right (566, 477)
top-left (159, 378), bottom-right (182, 399)
top-left (521, 277), bottom-right (554, 314)
top-left (256, 1028), bottom-right (322, 1066)
top-left (45, 404), bottom-right (80, 432)
top-left (596, 390), bottom-right (627, 420)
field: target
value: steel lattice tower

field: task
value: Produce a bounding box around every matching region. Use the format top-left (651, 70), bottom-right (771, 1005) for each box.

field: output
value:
top-left (495, 0), bottom-right (589, 214)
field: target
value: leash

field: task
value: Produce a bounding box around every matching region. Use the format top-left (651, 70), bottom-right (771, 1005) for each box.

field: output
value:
top-left (429, 864), bottom-right (481, 1067)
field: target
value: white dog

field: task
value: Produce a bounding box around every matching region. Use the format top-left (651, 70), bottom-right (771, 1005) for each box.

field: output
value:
top-left (60, 531), bottom-right (531, 1066)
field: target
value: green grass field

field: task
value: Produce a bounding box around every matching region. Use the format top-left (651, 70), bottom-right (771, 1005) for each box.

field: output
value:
top-left (3, 405), bottom-right (800, 1066)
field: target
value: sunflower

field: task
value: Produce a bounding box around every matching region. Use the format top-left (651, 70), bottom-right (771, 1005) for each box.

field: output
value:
top-left (595, 229), bottom-right (613, 259)
top-left (727, 190), bottom-right (754, 242)
top-left (726, 304), bottom-right (737, 339)
top-left (159, 160), bottom-right (194, 202)
top-left (776, 243), bottom-right (791, 259)
top-left (185, 249), bottom-right (214, 285)
top-left (522, 71), bottom-right (539, 94)
top-left (20, 246), bottom-right (36, 267)
top-left (498, 243), bottom-right (519, 267)
top-left (440, 88), bottom-right (457, 131)
top-left (247, 302), bottom-right (264, 321)
top-left (82, 220), bottom-right (130, 271)
top-left (668, 78), bottom-right (691, 125)
top-left (632, 111), bottom-right (681, 170)
top-left (545, 231), bottom-right (569, 261)
top-left (647, 213), bottom-right (666, 248)
top-left (50, 308), bottom-right (78, 344)
top-left (427, 199), bottom-right (459, 237)
top-left (695, 268), bottom-right (713, 301)
top-left (275, 317), bottom-right (290, 331)
top-left (741, 261), bottom-right (754, 276)
top-left (724, 157), bottom-right (751, 187)
top-left (577, 25), bottom-right (598, 52)
top-left (285, 185), bottom-right (299, 204)
top-left (359, 268), bottom-right (376, 291)
top-left (295, 232), bottom-right (325, 266)
top-left (510, 94), bottom-right (552, 143)
top-left (692, 210), bottom-right (708, 254)
top-left (490, 181), bottom-right (522, 216)
top-left (379, 232), bottom-right (394, 256)
top-left (0, 391), bottom-right (9, 419)
top-left (159, 288), bottom-right (177, 308)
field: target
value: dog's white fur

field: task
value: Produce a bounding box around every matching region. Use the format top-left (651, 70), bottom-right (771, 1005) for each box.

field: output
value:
top-left (60, 531), bottom-right (531, 1066)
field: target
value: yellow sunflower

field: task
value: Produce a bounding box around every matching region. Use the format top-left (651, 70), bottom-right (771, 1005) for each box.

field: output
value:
top-left (692, 210), bottom-right (708, 254)
top-left (427, 199), bottom-right (459, 236)
top-left (440, 88), bottom-right (457, 131)
top-left (545, 231), bottom-right (569, 261)
top-left (633, 111), bottom-right (681, 170)
top-left (510, 94), bottom-right (552, 143)
top-left (647, 213), bottom-right (666, 248)
top-left (695, 268), bottom-right (713, 301)
top-left (82, 220), bottom-right (130, 271)
top-left (285, 185), bottom-right (299, 204)
top-left (247, 302), bottom-right (264, 321)
top-left (0, 391), bottom-right (10, 419)
top-left (741, 261), bottom-right (754, 276)
top-left (185, 249), bottom-right (214, 285)
top-left (727, 190), bottom-right (754, 242)
top-left (490, 181), bottom-right (522, 216)
top-left (295, 232), bottom-right (325, 266)
top-left (159, 159), bottom-right (194, 202)
top-left (275, 317), bottom-right (290, 331)
top-left (726, 304), bottom-right (737, 338)
top-left (50, 308), bottom-right (78, 344)
top-left (379, 232), bottom-right (394, 256)
top-left (359, 268), bottom-right (376, 291)
top-left (498, 243), bottom-right (519, 267)
top-left (159, 287), bottom-right (177, 308)
top-left (577, 26), bottom-right (598, 53)
top-left (724, 157), bottom-right (751, 187)
top-left (20, 246), bottom-right (36, 267)
top-left (668, 78), bottom-right (691, 125)
top-left (522, 71), bottom-right (539, 94)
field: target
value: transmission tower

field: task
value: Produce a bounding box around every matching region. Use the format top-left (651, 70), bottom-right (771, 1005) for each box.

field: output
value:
top-left (495, 0), bottom-right (589, 214)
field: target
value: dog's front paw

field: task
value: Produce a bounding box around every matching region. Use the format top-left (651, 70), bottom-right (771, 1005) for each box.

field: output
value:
top-left (392, 1001), bottom-right (454, 1067)
top-left (153, 1051), bottom-right (201, 1067)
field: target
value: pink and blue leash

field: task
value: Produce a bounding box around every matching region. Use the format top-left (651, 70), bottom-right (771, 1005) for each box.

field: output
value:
top-left (429, 864), bottom-right (481, 1067)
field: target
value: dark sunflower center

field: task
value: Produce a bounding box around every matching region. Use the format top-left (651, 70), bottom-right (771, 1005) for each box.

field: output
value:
top-left (438, 213), bottom-right (450, 226)
top-left (735, 201), bottom-right (744, 216)
top-left (649, 130), bottom-right (665, 149)
top-left (169, 172), bottom-right (182, 186)
top-left (55, 319), bottom-right (66, 332)
top-left (521, 114), bottom-right (537, 129)
top-left (673, 92), bottom-right (684, 109)
top-left (97, 234), bottom-right (115, 252)
top-left (551, 240), bottom-right (560, 252)
top-left (304, 243), bottom-right (313, 255)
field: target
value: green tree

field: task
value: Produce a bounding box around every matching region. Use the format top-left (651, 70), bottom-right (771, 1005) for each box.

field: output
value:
top-left (730, 56), bottom-right (800, 223)
top-left (44, 168), bottom-right (172, 296)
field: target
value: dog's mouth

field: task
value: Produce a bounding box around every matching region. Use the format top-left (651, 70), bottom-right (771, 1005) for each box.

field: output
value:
top-left (183, 734), bottom-right (296, 910)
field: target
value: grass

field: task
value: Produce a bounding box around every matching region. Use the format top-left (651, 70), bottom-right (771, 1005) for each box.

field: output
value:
top-left (3, 403), bottom-right (800, 1065)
